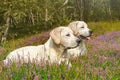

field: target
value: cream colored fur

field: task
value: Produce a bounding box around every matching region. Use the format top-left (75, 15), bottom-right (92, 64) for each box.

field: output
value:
top-left (3, 27), bottom-right (80, 67)
top-left (68, 21), bottom-right (92, 57)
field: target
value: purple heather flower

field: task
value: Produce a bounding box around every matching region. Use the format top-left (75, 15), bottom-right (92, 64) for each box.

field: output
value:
top-left (87, 31), bottom-right (120, 54)
top-left (21, 31), bottom-right (50, 46)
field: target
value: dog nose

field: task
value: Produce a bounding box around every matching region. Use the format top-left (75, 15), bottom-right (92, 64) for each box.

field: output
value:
top-left (89, 30), bottom-right (93, 34)
top-left (76, 39), bottom-right (81, 44)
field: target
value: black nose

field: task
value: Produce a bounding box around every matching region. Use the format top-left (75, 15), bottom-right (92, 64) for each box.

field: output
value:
top-left (89, 30), bottom-right (93, 34)
top-left (76, 39), bottom-right (81, 44)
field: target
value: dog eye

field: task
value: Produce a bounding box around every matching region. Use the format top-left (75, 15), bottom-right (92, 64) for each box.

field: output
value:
top-left (66, 34), bottom-right (70, 36)
top-left (81, 26), bottom-right (84, 28)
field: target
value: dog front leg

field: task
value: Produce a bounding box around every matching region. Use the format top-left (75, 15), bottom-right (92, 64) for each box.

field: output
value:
top-left (65, 58), bottom-right (72, 68)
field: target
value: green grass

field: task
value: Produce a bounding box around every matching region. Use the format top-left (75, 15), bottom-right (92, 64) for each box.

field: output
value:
top-left (0, 21), bottom-right (120, 80)
top-left (88, 21), bottom-right (120, 37)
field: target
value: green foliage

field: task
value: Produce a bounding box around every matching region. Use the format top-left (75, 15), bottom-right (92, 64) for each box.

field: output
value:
top-left (0, 0), bottom-right (120, 39)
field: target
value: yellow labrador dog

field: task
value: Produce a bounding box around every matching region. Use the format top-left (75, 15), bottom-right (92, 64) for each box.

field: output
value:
top-left (3, 27), bottom-right (80, 67)
top-left (68, 21), bottom-right (92, 57)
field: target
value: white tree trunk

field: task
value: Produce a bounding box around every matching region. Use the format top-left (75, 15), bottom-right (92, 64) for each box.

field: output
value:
top-left (44, 8), bottom-right (48, 29)
top-left (80, 0), bottom-right (84, 20)
top-left (108, 0), bottom-right (112, 20)
top-left (1, 16), bottom-right (10, 42)
top-left (30, 10), bottom-right (35, 25)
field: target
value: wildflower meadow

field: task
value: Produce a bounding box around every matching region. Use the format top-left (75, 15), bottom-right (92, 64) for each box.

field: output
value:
top-left (0, 21), bottom-right (120, 80)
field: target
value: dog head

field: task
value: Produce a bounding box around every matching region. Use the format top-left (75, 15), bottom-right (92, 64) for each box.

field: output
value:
top-left (50, 27), bottom-right (80, 49)
top-left (68, 21), bottom-right (92, 40)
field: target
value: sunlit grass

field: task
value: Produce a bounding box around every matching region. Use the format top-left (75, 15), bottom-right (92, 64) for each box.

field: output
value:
top-left (88, 21), bottom-right (120, 37)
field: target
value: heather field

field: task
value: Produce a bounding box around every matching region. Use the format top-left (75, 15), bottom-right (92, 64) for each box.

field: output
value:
top-left (0, 21), bottom-right (120, 80)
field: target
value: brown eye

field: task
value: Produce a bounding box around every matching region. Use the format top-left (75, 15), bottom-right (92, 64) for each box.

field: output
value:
top-left (81, 26), bottom-right (84, 28)
top-left (66, 34), bottom-right (70, 36)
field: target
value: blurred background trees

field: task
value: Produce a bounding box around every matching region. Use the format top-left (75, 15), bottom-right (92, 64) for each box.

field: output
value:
top-left (0, 0), bottom-right (120, 41)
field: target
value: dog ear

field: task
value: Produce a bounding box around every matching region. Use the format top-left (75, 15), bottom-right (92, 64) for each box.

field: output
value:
top-left (68, 22), bottom-right (78, 36)
top-left (50, 27), bottom-right (62, 44)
